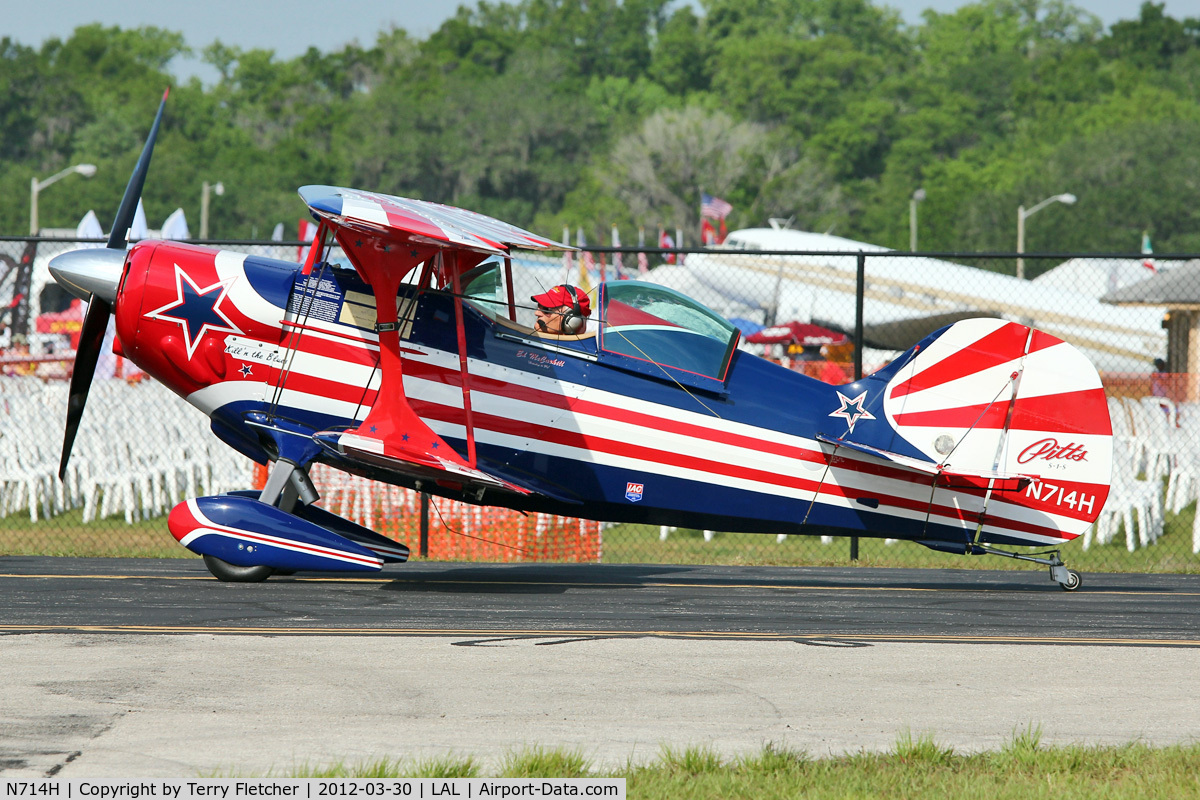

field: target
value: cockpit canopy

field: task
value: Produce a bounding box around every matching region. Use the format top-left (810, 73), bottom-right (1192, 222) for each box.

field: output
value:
top-left (455, 261), bottom-right (741, 392)
top-left (598, 281), bottom-right (739, 392)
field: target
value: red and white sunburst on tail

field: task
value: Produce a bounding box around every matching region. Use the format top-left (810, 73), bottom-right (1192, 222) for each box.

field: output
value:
top-left (883, 319), bottom-right (1113, 544)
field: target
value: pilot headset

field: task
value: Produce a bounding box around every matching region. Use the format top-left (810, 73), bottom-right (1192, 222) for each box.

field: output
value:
top-left (559, 285), bottom-right (585, 335)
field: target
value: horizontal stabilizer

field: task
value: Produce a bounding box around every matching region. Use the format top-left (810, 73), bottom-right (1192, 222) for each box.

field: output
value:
top-left (816, 433), bottom-right (1035, 493)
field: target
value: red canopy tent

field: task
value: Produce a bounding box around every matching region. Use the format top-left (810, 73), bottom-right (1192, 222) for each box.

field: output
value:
top-left (745, 321), bottom-right (848, 347)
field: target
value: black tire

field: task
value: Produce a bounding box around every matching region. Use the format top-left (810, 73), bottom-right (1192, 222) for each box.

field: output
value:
top-left (203, 554), bottom-right (273, 583)
top-left (1060, 570), bottom-right (1082, 591)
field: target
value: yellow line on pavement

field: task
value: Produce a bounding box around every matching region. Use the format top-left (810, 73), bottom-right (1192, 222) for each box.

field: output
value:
top-left (1, 624), bottom-right (1199, 647)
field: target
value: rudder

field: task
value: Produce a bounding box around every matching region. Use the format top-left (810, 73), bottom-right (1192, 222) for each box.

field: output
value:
top-left (882, 319), bottom-right (1112, 544)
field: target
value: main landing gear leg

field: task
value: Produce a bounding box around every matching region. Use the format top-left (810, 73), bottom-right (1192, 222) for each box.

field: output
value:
top-left (258, 459), bottom-right (319, 513)
top-left (977, 545), bottom-right (1082, 591)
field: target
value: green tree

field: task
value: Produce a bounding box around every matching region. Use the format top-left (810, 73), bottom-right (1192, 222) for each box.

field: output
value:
top-left (648, 6), bottom-right (711, 96)
top-left (599, 105), bottom-right (768, 233)
top-left (1102, 1), bottom-right (1200, 71)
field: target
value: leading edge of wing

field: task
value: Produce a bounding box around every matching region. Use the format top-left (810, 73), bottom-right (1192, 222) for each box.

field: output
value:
top-left (299, 185), bottom-right (572, 255)
top-left (312, 431), bottom-right (581, 505)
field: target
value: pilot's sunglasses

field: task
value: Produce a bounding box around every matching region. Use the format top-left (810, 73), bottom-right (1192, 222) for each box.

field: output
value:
top-left (537, 305), bottom-right (555, 313)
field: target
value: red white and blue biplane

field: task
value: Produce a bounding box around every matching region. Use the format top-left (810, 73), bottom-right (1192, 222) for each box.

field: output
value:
top-left (49, 94), bottom-right (1112, 587)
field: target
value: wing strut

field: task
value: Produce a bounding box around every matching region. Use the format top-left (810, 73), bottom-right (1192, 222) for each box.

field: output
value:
top-left (301, 221), bottom-right (327, 275)
top-left (448, 249), bottom-right (478, 468)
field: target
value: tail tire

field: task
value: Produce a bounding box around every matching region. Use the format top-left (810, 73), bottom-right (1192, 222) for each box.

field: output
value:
top-left (202, 554), bottom-right (273, 583)
top-left (1060, 570), bottom-right (1082, 592)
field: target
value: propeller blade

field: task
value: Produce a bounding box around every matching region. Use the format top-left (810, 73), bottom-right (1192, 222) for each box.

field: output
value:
top-left (57, 87), bottom-right (169, 479)
top-left (59, 296), bottom-right (112, 480)
top-left (107, 88), bottom-right (169, 250)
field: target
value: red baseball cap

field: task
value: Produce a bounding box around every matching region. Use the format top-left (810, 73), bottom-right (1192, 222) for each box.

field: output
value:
top-left (531, 285), bottom-right (591, 316)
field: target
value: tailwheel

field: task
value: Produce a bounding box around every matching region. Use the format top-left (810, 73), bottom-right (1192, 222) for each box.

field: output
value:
top-left (1059, 570), bottom-right (1083, 592)
top-left (202, 555), bottom-right (274, 583)
top-left (975, 545), bottom-right (1084, 592)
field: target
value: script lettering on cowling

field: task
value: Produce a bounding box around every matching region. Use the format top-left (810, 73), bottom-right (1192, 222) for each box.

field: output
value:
top-left (224, 336), bottom-right (287, 369)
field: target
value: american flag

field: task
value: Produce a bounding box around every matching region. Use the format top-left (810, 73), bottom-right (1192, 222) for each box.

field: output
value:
top-left (701, 192), bottom-right (733, 220)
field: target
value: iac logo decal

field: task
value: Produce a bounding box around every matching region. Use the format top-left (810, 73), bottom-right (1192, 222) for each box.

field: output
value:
top-left (625, 482), bottom-right (644, 502)
top-left (145, 264), bottom-right (243, 359)
top-left (829, 391), bottom-right (875, 434)
top-left (1016, 438), bottom-right (1089, 465)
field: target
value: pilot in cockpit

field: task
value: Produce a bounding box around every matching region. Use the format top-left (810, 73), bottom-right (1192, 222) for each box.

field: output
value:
top-left (531, 285), bottom-right (592, 336)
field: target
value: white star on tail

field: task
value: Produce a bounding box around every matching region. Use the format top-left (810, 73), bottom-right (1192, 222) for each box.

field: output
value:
top-left (829, 391), bottom-right (875, 433)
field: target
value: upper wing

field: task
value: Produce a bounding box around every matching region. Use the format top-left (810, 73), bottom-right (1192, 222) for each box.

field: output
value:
top-left (299, 185), bottom-right (568, 255)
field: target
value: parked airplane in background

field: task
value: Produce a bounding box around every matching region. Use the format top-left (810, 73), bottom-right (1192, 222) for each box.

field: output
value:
top-left (48, 93), bottom-right (1111, 589)
top-left (678, 223), bottom-right (1165, 374)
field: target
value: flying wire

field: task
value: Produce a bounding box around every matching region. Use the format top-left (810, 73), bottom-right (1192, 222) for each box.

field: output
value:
top-left (429, 494), bottom-right (532, 555)
top-left (940, 373), bottom-right (1018, 466)
top-left (269, 240), bottom-right (332, 417)
top-left (608, 328), bottom-right (723, 419)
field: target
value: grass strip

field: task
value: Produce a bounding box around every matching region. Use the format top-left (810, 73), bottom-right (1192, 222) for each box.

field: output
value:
top-left (261, 733), bottom-right (1200, 799)
top-left (4, 499), bottom-right (1198, 575)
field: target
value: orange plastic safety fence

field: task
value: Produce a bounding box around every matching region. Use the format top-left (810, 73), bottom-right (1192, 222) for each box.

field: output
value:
top-left (251, 462), bottom-right (602, 562)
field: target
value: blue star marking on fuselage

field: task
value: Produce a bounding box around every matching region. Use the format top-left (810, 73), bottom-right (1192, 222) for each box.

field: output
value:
top-left (829, 390), bottom-right (876, 434)
top-left (239, 364), bottom-right (253, 377)
top-left (144, 264), bottom-right (242, 359)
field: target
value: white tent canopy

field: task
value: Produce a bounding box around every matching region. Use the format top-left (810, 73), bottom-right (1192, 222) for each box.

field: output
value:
top-left (681, 227), bottom-right (1165, 374)
top-left (27, 207), bottom-right (194, 324)
top-left (1034, 257), bottom-right (1163, 299)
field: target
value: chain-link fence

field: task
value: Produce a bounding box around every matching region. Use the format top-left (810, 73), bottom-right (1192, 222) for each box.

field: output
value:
top-left (2, 235), bottom-right (1198, 573)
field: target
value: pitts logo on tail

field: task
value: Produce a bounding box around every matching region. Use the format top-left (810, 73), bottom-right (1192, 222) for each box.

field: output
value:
top-left (1017, 438), bottom-right (1089, 464)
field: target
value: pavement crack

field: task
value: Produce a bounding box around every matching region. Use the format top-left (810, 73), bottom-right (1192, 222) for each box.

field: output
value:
top-left (44, 750), bottom-right (81, 777)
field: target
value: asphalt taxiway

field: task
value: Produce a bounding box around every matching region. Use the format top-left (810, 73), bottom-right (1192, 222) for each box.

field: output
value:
top-left (2, 558), bottom-right (1198, 777)
top-left (4, 557), bottom-right (1200, 643)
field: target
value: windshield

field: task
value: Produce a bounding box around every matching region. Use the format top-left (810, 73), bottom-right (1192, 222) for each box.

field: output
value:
top-left (600, 281), bottom-right (739, 382)
top-left (460, 259), bottom-right (506, 321)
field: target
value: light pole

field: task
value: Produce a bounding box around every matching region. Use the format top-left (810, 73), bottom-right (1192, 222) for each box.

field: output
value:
top-left (30, 163), bottom-right (98, 235)
top-left (200, 181), bottom-right (225, 239)
top-left (909, 188), bottom-right (925, 251)
top-left (1017, 192), bottom-right (1076, 279)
